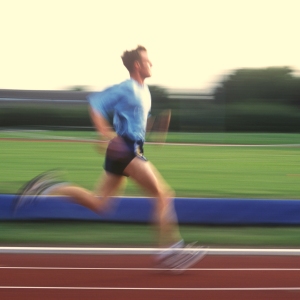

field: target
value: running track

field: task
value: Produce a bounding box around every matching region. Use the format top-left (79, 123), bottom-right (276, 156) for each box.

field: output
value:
top-left (1, 248), bottom-right (300, 299)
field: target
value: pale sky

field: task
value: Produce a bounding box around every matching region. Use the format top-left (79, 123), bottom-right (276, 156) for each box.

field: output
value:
top-left (1, 0), bottom-right (299, 92)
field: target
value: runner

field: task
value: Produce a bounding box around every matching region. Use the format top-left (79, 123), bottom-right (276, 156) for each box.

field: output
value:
top-left (16, 45), bottom-right (206, 272)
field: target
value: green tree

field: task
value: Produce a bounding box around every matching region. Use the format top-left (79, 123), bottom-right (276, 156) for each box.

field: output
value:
top-left (213, 67), bottom-right (299, 104)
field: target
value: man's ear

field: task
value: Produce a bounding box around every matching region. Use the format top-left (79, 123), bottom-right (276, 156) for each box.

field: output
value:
top-left (133, 60), bottom-right (140, 69)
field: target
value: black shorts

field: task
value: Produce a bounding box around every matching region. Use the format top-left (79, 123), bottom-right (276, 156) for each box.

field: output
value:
top-left (104, 137), bottom-right (147, 176)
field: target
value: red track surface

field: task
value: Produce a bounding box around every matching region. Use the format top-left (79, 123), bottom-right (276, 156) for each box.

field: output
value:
top-left (1, 254), bottom-right (300, 299)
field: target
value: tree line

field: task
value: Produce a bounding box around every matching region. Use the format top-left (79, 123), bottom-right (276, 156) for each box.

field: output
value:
top-left (152, 67), bottom-right (300, 132)
top-left (1, 66), bottom-right (300, 132)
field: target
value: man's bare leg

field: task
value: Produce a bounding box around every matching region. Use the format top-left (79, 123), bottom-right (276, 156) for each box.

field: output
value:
top-left (124, 157), bottom-right (182, 247)
top-left (51, 172), bottom-right (126, 213)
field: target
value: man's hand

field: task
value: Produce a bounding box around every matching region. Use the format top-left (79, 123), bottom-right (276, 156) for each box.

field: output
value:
top-left (93, 140), bottom-right (109, 154)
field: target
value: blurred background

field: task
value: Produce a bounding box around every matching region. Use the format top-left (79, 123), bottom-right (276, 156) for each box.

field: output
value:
top-left (1, 66), bottom-right (300, 133)
top-left (1, 0), bottom-right (300, 133)
top-left (1, 0), bottom-right (300, 247)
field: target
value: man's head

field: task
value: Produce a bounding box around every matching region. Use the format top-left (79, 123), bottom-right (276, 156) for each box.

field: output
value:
top-left (121, 45), bottom-right (152, 79)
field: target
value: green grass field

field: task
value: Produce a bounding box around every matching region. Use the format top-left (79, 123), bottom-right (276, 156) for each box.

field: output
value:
top-left (1, 133), bottom-right (300, 198)
top-left (1, 131), bottom-right (300, 247)
top-left (2, 221), bottom-right (300, 247)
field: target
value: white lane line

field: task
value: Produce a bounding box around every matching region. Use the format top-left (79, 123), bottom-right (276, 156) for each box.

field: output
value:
top-left (1, 286), bottom-right (300, 291)
top-left (2, 247), bottom-right (300, 255)
top-left (1, 267), bottom-right (300, 271)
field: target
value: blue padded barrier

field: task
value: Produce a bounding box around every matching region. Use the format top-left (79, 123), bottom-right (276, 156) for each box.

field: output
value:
top-left (1, 194), bottom-right (300, 225)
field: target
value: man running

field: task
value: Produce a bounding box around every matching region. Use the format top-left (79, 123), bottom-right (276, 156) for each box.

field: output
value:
top-left (16, 45), bottom-right (206, 272)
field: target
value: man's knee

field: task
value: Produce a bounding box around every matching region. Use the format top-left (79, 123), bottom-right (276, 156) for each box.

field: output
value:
top-left (156, 187), bottom-right (175, 204)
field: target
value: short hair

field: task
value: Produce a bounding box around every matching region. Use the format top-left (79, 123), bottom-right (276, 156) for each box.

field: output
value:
top-left (121, 45), bottom-right (147, 72)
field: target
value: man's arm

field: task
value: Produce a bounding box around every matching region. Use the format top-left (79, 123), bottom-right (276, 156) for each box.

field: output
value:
top-left (89, 107), bottom-right (116, 140)
top-left (147, 109), bottom-right (171, 143)
top-left (89, 107), bottom-right (116, 153)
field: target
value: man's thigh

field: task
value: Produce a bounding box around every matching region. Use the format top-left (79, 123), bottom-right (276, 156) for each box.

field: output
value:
top-left (97, 171), bottom-right (126, 198)
top-left (124, 157), bottom-right (169, 197)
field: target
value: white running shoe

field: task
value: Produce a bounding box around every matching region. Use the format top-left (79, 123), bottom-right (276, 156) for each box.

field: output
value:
top-left (170, 245), bottom-right (207, 274)
top-left (155, 241), bottom-right (207, 274)
top-left (14, 170), bottom-right (67, 211)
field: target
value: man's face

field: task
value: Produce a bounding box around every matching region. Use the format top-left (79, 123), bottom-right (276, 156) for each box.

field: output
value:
top-left (137, 50), bottom-right (152, 78)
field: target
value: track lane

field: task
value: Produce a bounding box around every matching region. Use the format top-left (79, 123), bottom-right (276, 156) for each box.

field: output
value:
top-left (1, 254), bottom-right (300, 300)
